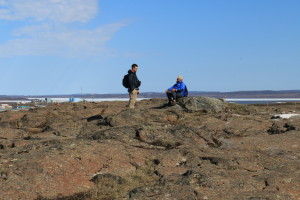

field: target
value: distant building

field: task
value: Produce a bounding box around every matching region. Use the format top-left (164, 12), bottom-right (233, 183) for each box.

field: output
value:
top-left (1, 104), bottom-right (12, 109)
top-left (69, 98), bottom-right (81, 102)
top-left (45, 98), bottom-right (52, 103)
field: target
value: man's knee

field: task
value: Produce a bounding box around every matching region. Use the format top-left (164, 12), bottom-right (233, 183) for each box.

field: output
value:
top-left (176, 94), bottom-right (183, 100)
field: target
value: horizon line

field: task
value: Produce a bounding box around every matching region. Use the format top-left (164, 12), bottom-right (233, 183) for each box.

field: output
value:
top-left (1, 89), bottom-right (300, 97)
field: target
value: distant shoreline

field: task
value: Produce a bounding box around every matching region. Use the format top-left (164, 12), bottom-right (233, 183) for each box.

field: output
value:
top-left (1, 97), bottom-right (300, 105)
top-left (1, 90), bottom-right (300, 99)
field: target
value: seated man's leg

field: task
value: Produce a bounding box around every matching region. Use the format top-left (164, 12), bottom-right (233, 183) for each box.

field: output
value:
top-left (175, 93), bottom-right (182, 101)
top-left (166, 90), bottom-right (173, 102)
top-left (171, 91), bottom-right (177, 101)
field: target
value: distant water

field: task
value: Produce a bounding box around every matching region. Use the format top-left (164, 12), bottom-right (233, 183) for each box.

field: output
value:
top-left (0, 98), bottom-right (147, 103)
top-left (1, 98), bottom-right (300, 105)
top-left (225, 98), bottom-right (300, 105)
top-left (0, 100), bottom-right (32, 103)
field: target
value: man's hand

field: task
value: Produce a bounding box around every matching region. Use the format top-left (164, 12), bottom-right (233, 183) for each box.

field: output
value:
top-left (172, 89), bottom-right (176, 92)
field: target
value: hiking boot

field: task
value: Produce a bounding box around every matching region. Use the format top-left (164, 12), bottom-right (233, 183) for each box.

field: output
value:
top-left (171, 100), bottom-right (176, 105)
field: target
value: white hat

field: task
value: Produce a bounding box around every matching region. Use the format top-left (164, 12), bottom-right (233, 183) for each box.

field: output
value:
top-left (177, 75), bottom-right (183, 80)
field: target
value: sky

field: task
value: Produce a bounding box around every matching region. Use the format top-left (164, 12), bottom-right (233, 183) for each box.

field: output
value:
top-left (0, 0), bottom-right (299, 95)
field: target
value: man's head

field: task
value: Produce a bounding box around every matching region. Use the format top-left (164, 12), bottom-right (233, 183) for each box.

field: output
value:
top-left (177, 75), bottom-right (183, 82)
top-left (131, 64), bottom-right (139, 72)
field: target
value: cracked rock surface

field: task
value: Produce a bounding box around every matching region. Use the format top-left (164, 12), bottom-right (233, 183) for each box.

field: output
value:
top-left (0, 98), bottom-right (299, 200)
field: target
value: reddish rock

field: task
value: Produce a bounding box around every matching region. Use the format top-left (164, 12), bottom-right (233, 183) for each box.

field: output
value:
top-left (0, 98), bottom-right (299, 200)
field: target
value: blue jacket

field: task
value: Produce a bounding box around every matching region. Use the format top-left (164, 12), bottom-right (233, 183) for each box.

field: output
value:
top-left (168, 81), bottom-right (188, 97)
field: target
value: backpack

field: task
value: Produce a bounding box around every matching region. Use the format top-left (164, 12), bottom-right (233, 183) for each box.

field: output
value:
top-left (183, 86), bottom-right (188, 97)
top-left (122, 74), bottom-right (129, 88)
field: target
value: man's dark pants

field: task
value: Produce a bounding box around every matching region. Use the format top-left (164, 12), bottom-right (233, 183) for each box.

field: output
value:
top-left (166, 90), bottom-right (182, 102)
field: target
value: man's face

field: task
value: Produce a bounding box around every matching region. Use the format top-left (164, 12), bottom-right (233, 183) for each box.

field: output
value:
top-left (177, 78), bottom-right (182, 82)
top-left (132, 66), bottom-right (138, 72)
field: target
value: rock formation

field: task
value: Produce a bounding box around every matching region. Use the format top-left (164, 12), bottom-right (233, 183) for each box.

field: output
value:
top-left (0, 97), bottom-right (299, 200)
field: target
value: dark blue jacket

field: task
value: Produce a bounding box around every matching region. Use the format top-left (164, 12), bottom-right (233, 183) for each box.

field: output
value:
top-left (127, 70), bottom-right (141, 92)
top-left (168, 81), bottom-right (188, 97)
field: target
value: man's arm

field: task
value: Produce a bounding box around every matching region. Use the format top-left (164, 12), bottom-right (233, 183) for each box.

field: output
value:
top-left (128, 73), bottom-right (135, 91)
top-left (168, 84), bottom-right (176, 91)
top-left (175, 83), bottom-right (185, 93)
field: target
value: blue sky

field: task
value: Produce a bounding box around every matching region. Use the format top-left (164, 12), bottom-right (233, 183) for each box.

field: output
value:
top-left (0, 0), bottom-right (299, 95)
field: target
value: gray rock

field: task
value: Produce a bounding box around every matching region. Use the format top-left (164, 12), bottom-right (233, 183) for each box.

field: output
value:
top-left (91, 173), bottom-right (125, 184)
top-left (107, 109), bottom-right (150, 127)
top-left (179, 97), bottom-right (226, 113)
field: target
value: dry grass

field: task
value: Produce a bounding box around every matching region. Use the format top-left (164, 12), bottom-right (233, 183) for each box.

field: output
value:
top-left (88, 160), bottom-right (159, 200)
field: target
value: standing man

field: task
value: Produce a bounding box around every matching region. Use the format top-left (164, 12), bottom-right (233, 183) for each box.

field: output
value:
top-left (127, 64), bottom-right (141, 109)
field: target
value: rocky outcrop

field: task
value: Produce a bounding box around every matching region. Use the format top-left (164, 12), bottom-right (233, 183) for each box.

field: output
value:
top-left (179, 97), bottom-right (226, 113)
top-left (0, 98), bottom-right (300, 200)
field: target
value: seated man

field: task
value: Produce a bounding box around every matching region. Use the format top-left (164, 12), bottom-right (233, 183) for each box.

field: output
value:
top-left (166, 75), bottom-right (188, 105)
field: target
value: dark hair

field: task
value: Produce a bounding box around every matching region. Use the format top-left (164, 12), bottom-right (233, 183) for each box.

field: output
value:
top-left (132, 64), bottom-right (138, 69)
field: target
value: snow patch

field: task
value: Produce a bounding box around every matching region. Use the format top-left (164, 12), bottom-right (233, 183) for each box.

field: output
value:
top-left (272, 114), bottom-right (300, 119)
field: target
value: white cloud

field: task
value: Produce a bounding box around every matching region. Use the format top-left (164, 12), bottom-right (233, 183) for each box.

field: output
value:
top-left (12, 23), bottom-right (52, 36)
top-left (0, 0), bottom-right (130, 58)
top-left (0, 22), bottom-right (128, 57)
top-left (0, 0), bottom-right (7, 6)
top-left (0, 0), bottom-right (98, 23)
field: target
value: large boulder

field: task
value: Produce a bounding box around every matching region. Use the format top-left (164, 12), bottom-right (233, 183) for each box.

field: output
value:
top-left (179, 97), bottom-right (226, 113)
